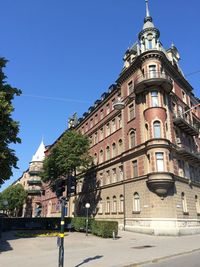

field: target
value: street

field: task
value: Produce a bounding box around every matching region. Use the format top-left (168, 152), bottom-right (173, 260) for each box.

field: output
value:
top-left (143, 250), bottom-right (200, 267)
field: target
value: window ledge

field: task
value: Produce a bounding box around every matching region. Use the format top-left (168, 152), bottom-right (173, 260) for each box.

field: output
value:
top-left (132, 211), bottom-right (141, 214)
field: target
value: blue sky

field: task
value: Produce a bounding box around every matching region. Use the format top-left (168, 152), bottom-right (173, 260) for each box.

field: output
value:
top-left (1, 0), bottom-right (200, 191)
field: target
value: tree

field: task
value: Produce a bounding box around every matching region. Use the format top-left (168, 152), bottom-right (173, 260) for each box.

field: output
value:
top-left (0, 184), bottom-right (27, 216)
top-left (0, 57), bottom-right (21, 186)
top-left (41, 130), bottom-right (92, 184)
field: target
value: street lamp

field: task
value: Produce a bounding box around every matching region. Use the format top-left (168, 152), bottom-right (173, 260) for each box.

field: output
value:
top-left (113, 98), bottom-right (126, 230)
top-left (85, 203), bottom-right (90, 236)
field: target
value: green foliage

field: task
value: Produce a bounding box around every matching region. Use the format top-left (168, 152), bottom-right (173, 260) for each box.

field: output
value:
top-left (0, 57), bottom-right (21, 185)
top-left (41, 130), bottom-right (92, 183)
top-left (0, 184), bottom-right (27, 216)
top-left (71, 216), bottom-right (94, 232)
top-left (91, 220), bottom-right (118, 238)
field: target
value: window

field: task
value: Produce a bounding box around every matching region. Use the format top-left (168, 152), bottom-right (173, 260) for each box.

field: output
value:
top-left (118, 139), bottom-right (123, 154)
top-left (99, 173), bottom-right (103, 186)
top-left (112, 196), bottom-right (117, 213)
top-left (151, 91), bottom-right (158, 107)
top-left (119, 166), bottom-right (124, 181)
top-left (130, 130), bottom-right (136, 148)
top-left (195, 196), bottom-right (200, 214)
top-left (133, 193), bottom-right (140, 212)
top-left (112, 143), bottom-right (117, 157)
top-left (93, 153), bottom-right (98, 165)
top-left (153, 121), bottom-right (161, 138)
top-left (119, 195), bottom-right (124, 213)
top-left (112, 168), bottom-right (117, 183)
top-left (98, 198), bottom-right (103, 214)
top-left (99, 150), bottom-right (103, 163)
top-left (129, 103), bottom-right (135, 120)
top-left (118, 114), bottom-right (122, 128)
top-left (111, 98), bottom-right (115, 111)
top-left (181, 192), bottom-right (188, 214)
top-left (148, 40), bottom-right (153, 49)
top-left (112, 118), bottom-right (116, 133)
top-left (106, 123), bottom-right (110, 136)
top-left (90, 118), bottom-right (93, 128)
top-left (156, 152), bottom-right (164, 171)
top-left (106, 146), bottom-right (110, 160)
top-left (149, 65), bottom-right (156, 78)
top-left (182, 90), bottom-right (186, 102)
top-left (85, 123), bottom-right (88, 132)
top-left (128, 81), bottom-right (134, 94)
top-left (106, 170), bottom-right (110, 184)
top-left (100, 128), bottom-right (104, 141)
top-left (106, 197), bottom-right (110, 213)
top-left (133, 160), bottom-right (138, 177)
top-left (100, 109), bottom-right (104, 120)
top-left (95, 114), bottom-right (98, 124)
top-left (94, 132), bottom-right (98, 144)
top-left (106, 103), bottom-right (110, 115)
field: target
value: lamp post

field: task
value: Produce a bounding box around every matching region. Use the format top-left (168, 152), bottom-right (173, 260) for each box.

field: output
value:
top-left (113, 98), bottom-right (126, 230)
top-left (85, 203), bottom-right (90, 236)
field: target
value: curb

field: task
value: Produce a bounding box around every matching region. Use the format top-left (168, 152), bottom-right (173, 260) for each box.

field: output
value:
top-left (123, 247), bottom-right (200, 267)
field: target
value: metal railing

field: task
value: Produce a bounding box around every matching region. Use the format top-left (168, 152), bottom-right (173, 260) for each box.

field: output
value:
top-left (134, 71), bottom-right (172, 86)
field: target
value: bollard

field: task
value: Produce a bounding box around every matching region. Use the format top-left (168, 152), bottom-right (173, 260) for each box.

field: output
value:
top-left (112, 231), bottom-right (116, 240)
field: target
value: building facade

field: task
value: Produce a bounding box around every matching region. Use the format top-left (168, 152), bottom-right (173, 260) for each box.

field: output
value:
top-left (41, 1), bottom-right (200, 235)
top-left (14, 141), bottom-right (46, 217)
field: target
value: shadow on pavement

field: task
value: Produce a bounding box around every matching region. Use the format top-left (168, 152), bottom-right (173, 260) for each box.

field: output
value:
top-left (74, 255), bottom-right (103, 267)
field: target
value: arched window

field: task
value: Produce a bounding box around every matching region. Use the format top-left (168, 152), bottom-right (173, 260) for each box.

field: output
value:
top-left (118, 139), bottom-right (123, 154)
top-left (106, 146), bottom-right (110, 160)
top-left (106, 123), bottom-right (110, 136)
top-left (133, 193), bottom-right (140, 212)
top-left (195, 195), bottom-right (200, 214)
top-left (153, 121), bottom-right (161, 138)
top-left (99, 150), bottom-right (103, 163)
top-left (112, 143), bottom-right (116, 157)
top-left (93, 153), bottom-right (98, 165)
top-left (106, 197), bottom-right (110, 213)
top-left (181, 192), bottom-right (188, 213)
top-left (129, 130), bottom-right (136, 148)
top-left (98, 198), bottom-right (103, 214)
top-left (119, 195), bottom-right (124, 213)
top-left (112, 196), bottom-right (117, 213)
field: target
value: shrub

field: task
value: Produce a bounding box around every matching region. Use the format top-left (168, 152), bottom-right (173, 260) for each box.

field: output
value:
top-left (71, 217), bottom-right (94, 232)
top-left (91, 220), bottom-right (118, 238)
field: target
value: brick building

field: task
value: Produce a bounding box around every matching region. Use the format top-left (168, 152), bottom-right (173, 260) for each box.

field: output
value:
top-left (42, 1), bottom-right (200, 234)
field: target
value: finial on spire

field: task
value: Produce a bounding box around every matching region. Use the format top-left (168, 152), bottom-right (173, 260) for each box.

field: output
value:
top-left (145, 0), bottom-right (150, 18)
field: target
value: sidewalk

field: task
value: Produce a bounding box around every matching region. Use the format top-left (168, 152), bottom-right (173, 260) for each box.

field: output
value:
top-left (1, 230), bottom-right (200, 267)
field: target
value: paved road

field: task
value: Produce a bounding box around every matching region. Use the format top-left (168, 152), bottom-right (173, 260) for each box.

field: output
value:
top-left (1, 230), bottom-right (200, 267)
top-left (143, 250), bottom-right (200, 267)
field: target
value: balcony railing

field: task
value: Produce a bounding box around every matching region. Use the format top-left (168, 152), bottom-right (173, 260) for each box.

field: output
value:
top-left (27, 180), bottom-right (42, 185)
top-left (29, 170), bottom-right (41, 176)
top-left (27, 189), bottom-right (42, 195)
top-left (173, 113), bottom-right (199, 136)
top-left (134, 71), bottom-right (173, 94)
top-left (175, 144), bottom-right (200, 164)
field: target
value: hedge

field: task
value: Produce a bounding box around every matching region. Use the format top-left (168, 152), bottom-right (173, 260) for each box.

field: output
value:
top-left (91, 220), bottom-right (118, 238)
top-left (1, 217), bottom-right (72, 232)
top-left (71, 217), bottom-right (94, 232)
top-left (0, 217), bottom-right (118, 239)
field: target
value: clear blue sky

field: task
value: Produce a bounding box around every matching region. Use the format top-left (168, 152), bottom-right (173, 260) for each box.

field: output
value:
top-left (1, 0), bottom-right (200, 191)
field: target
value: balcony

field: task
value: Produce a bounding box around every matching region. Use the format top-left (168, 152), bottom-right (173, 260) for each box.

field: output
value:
top-left (27, 180), bottom-right (42, 185)
top-left (134, 71), bottom-right (173, 94)
top-left (175, 144), bottom-right (200, 164)
top-left (29, 170), bottom-right (41, 176)
top-left (27, 189), bottom-right (41, 195)
top-left (173, 113), bottom-right (199, 136)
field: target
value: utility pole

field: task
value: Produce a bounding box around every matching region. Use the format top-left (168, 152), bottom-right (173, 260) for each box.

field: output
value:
top-left (58, 197), bottom-right (66, 267)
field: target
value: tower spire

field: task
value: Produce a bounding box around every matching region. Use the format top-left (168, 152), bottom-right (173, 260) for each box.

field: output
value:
top-left (145, 0), bottom-right (150, 18)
